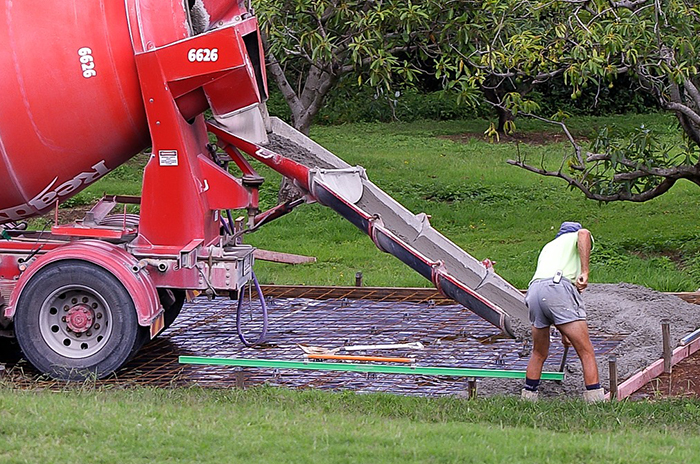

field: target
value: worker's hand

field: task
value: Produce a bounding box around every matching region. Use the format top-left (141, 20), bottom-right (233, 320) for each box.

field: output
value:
top-left (575, 272), bottom-right (588, 292)
top-left (561, 333), bottom-right (572, 347)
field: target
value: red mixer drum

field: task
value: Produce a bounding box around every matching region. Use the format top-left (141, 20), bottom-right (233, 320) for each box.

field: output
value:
top-left (0, 0), bottom-right (194, 224)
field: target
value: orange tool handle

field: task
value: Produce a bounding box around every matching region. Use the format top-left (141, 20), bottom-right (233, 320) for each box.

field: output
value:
top-left (307, 354), bottom-right (414, 363)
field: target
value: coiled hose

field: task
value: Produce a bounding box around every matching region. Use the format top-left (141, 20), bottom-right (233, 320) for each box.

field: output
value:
top-left (236, 270), bottom-right (269, 346)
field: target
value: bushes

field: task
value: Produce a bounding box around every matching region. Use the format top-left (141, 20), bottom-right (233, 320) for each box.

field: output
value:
top-left (316, 85), bottom-right (483, 124)
top-left (266, 74), bottom-right (659, 128)
top-left (265, 83), bottom-right (485, 126)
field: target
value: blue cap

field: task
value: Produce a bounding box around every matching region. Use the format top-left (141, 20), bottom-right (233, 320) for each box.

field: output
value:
top-left (555, 221), bottom-right (582, 238)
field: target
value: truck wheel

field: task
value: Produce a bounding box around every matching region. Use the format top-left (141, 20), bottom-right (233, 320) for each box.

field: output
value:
top-left (14, 260), bottom-right (140, 381)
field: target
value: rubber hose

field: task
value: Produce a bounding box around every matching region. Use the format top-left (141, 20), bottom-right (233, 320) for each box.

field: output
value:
top-left (236, 271), bottom-right (269, 346)
top-left (226, 209), bottom-right (236, 236)
top-left (220, 217), bottom-right (232, 235)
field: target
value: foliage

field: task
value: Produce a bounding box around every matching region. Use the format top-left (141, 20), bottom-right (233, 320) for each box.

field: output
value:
top-left (255, 0), bottom-right (700, 202)
top-left (264, 69), bottom-right (654, 129)
top-left (441, 0), bottom-right (700, 202)
top-left (318, 85), bottom-right (484, 124)
top-left (533, 74), bottom-right (658, 117)
top-left (255, 0), bottom-right (444, 133)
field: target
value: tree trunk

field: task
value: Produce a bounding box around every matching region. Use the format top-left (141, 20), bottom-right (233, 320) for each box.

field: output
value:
top-left (496, 106), bottom-right (514, 134)
top-left (266, 55), bottom-right (337, 201)
top-left (481, 85), bottom-right (513, 134)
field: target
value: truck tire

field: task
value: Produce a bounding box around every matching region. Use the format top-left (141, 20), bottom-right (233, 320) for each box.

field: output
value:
top-left (14, 260), bottom-right (140, 381)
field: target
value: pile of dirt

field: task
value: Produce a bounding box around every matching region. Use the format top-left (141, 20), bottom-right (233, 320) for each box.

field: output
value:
top-left (478, 283), bottom-right (700, 399)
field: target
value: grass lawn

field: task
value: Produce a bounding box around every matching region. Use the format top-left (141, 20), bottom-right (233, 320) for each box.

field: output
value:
top-left (2, 386), bottom-right (700, 464)
top-left (61, 113), bottom-right (700, 291)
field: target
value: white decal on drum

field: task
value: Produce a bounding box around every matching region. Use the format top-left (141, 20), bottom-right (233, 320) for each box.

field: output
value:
top-left (0, 161), bottom-right (109, 221)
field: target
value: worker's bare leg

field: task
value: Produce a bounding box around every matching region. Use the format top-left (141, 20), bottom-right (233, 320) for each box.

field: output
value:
top-left (526, 326), bottom-right (551, 380)
top-left (556, 320), bottom-right (599, 385)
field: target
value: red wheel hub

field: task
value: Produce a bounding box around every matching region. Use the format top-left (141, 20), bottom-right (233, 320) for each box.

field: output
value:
top-left (65, 305), bottom-right (95, 333)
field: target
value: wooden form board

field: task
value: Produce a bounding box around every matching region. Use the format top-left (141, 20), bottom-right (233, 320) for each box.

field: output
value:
top-left (611, 336), bottom-right (700, 400)
top-left (254, 249), bottom-right (316, 264)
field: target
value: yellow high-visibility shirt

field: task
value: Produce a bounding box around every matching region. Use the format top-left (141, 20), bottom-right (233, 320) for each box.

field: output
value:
top-left (530, 231), bottom-right (593, 284)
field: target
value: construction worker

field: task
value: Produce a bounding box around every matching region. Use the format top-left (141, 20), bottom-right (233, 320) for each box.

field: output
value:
top-left (521, 221), bottom-right (605, 402)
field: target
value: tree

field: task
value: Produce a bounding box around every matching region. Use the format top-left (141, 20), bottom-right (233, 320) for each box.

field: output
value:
top-left (255, 0), bottom-right (436, 135)
top-left (438, 0), bottom-right (700, 202)
top-left (257, 0), bottom-right (700, 203)
top-left (254, 0), bottom-right (477, 202)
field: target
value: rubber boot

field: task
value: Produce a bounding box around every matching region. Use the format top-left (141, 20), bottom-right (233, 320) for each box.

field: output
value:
top-left (583, 387), bottom-right (606, 403)
top-left (520, 389), bottom-right (539, 401)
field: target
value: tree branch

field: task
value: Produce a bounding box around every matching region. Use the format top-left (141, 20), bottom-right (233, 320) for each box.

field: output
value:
top-left (609, 0), bottom-right (650, 9)
top-left (661, 101), bottom-right (700, 126)
top-left (507, 158), bottom-right (683, 202)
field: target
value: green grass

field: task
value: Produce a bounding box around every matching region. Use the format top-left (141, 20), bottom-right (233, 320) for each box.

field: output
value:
top-left (2, 386), bottom-right (700, 463)
top-left (59, 113), bottom-right (700, 291)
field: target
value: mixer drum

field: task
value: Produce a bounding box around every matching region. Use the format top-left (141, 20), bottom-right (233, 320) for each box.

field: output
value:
top-left (0, 1), bottom-right (190, 224)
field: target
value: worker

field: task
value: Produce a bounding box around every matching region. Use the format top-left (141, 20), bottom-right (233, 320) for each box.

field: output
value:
top-left (521, 221), bottom-right (605, 402)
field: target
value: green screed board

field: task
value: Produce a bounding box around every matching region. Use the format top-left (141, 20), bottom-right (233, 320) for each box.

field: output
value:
top-left (179, 356), bottom-right (565, 380)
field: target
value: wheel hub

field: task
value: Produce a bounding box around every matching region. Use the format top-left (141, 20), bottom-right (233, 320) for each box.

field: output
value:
top-left (65, 304), bottom-right (94, 333)
top-left (37, 286), bottom-right (113, 359)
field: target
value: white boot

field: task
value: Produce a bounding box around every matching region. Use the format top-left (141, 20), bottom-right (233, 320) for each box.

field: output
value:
top-left (521, 388), bottom-right (539, 401)
top-left (583, 387), bottom-right (606, 403)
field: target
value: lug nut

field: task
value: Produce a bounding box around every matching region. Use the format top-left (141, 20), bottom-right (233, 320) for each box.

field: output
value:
top-left (93, 323), bottom-right (100, 330)
top-left (96, 313), bottom-right (102, 319)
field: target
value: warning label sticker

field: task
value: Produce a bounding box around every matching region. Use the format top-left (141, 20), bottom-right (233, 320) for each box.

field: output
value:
top-left (159, 150), bottom-right (179, 166)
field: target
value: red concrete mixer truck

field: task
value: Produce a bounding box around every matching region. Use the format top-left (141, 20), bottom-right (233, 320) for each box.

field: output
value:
top-left (0, 0), bottom-right (528, 380)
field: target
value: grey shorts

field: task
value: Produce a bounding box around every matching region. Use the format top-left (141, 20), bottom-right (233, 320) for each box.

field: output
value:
top-left (525, 278), bottom-right (586, 328)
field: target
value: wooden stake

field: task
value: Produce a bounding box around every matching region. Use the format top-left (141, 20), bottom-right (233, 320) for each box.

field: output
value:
top-left (235, 370), bottom-right (246, 389)
top-left (608, 356), bottom-right (618, 401)
top-left (662, 320), bottom-right (672, 374)
top-left (468, 377), bottom-right (477, 399)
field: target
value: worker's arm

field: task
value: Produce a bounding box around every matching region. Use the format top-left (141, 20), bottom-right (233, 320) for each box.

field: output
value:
top-left (576, 228), bottom-right (592, 291)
